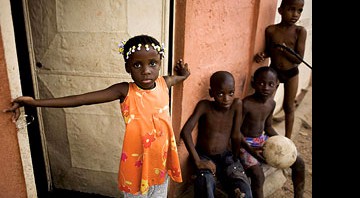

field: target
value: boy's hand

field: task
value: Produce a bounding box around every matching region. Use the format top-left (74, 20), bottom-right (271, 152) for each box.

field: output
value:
top-left (174, 59), bottom-right (190, 78)
top-left (3, 96), bottom-right (34, 122)
top-left (196, 159), bottom-right (216, 175)
top-left (254, 148), bottom-right (266, 163)
top-left (254, 52), bottom-right (266, 63)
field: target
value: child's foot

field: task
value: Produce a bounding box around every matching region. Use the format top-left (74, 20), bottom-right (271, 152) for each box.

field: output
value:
top-left (234, 188), bottom-right (245, 198)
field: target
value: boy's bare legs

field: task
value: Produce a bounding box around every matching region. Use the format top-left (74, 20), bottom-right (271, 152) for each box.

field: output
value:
top-left (284, 75), bottom-right (305, 198)
top-left (291, 156), bottom-right (305, 198)
top-left (283, 75), bottom-right (298, 139)
top-left (246, 165), bottom-right (265, 198)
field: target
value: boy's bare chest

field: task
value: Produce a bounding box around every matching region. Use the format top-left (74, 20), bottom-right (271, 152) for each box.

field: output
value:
top-left (246, 101), bottom-right (273, 118)
top-left (205, 110), bottom-right (234, 127)
top-left (271, 29), bottom-right (298, 47)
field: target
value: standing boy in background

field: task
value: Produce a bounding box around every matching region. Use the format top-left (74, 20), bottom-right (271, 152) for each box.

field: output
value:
top-left (254, 0), bottom-right (307, 139)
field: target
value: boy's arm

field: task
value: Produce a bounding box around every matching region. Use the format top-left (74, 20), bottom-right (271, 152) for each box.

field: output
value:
top-left (264, 102), bottom-right (279, 137)
top-left (230, 99), bottom-right (244, 159)
top-left (236, 100), bottom-right (266, 163)
top-left (239, 135), bottom-right (266, 163)
top-left (231, 99), bottom-right (265, 163)
top-left (164, 59), bottom-right (190, 88)
top-left (254, 26), bottom-right (272, 63)
top-left (263, 26), bottom-right (273, 59)
top-left (294, 27), bottom-right (307, 62)
top-left (180, 102), bottom-right (207, 168)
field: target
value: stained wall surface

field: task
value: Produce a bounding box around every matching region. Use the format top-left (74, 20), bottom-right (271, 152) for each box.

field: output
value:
top-left (171, 0), bottom-right (312, 197)
top-left (171, 0), bottom-right (279, 197)
top-left (0, 27), bottom-right (27, 198)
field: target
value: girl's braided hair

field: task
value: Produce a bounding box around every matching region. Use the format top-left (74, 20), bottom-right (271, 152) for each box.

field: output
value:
top-left (121, 35), bottom-right (164, 61)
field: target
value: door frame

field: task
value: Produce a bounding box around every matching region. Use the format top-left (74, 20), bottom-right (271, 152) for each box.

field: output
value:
top-left (10, 0), bottom-right (176, 197)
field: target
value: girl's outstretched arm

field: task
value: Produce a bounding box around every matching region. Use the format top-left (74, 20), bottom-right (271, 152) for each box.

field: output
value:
top-left (3, 82), bottom-right (129, 122)
top-left (164, 59), bottom-right (190, 88)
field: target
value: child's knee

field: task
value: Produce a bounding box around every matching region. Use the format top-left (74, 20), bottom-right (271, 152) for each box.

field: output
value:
top-left (283, 104), bottom-right (296, 113)
top-left (249, 165), bottom-right (265, 184)
top-left (194, 169), bottom-right (216, 186)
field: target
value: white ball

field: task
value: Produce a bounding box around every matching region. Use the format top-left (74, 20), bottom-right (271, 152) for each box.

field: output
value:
top-left (263, 135), bottom-right (297, 169)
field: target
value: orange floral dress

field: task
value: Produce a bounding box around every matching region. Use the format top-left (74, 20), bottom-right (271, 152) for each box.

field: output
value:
top-left (118, 76), bottom-right (182, 195)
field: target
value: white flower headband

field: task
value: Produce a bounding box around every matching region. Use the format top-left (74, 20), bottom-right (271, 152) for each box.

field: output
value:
top-left (118, 40), bottom-right (165, 60)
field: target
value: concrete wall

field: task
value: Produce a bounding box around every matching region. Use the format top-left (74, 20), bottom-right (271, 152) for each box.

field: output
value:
top-left (170, 0), bottom-right (312, 197)
top-left (170, 0), bottom-right (279, 197)
top-left (0, 27), bottom-right (27, 198)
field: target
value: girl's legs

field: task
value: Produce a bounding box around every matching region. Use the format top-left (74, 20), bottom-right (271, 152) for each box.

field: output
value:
top-left (123, 175), bottom-right (169, 198)
top-left (283, 75), bottom-right (298, 139)
top-left (147, 175), bottom-right (169, 198)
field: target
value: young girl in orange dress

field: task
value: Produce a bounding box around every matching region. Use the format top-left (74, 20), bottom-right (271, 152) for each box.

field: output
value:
top-left (4, 34), bottom-right (190, 197)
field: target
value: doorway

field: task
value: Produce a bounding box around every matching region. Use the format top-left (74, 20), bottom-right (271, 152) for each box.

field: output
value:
top-left (10, 0), bottom-right (174, 197)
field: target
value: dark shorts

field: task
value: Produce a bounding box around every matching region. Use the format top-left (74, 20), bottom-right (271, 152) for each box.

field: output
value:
top-left (270, 65), bottom-right (299, 83)
top-left (195, 149), bottom-right (251, 194)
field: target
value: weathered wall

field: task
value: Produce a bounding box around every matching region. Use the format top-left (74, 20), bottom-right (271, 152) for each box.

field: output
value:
top-left (170, 0), bottom-right (279, 197)
top-left (171, 0), bottom-right (312, 197)
top-left (0, 27), bottom-right (27, 198)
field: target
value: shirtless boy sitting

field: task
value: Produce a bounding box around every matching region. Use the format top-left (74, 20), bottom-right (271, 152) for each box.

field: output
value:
top-left (239, 66), bottom-right (305, 198)
top-left (181, 71), bottom-right (256, 198)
